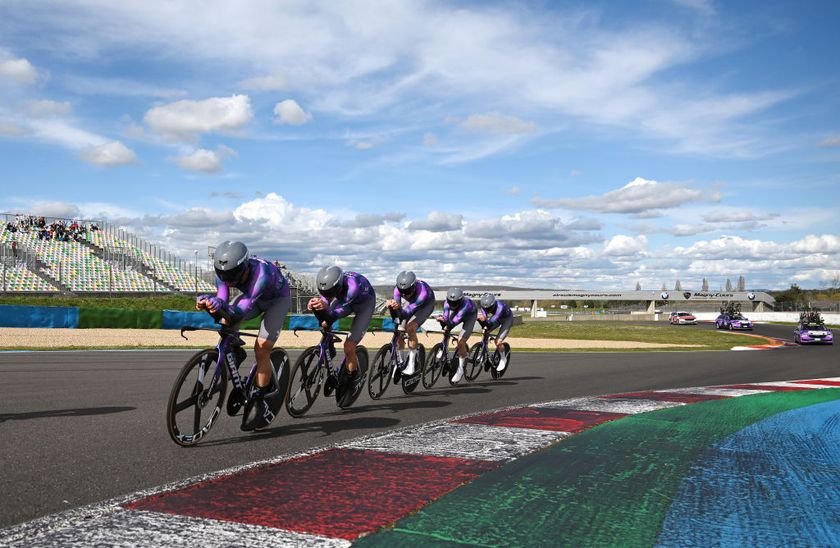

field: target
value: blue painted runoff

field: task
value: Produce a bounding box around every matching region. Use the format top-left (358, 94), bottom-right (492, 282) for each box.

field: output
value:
top-left (656, 399), bottom-right (840, 547)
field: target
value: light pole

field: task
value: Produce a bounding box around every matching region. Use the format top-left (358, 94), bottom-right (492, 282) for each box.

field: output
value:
top-left (194, 250), bottom-right (198, 294)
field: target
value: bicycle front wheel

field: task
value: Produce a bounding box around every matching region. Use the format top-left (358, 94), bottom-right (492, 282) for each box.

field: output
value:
top-left (166, 349), bottom-right (227, 447)
top-left (286, 346), bottom-right (323, 418)
top-left (465, 342), bottom-right (484, 381)
top-left (422, 343), bottom-right (443, 389)
top-left (368, 344), bottom-right (393, 400)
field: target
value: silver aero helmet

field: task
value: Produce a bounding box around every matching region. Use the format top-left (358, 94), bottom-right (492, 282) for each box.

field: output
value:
top-left (316, 265), bottom-right (343, 297)
top-left (213, 241), bottom-right (249, 283)
top-left (446, 287), bottom-right (464, 304)
top-left (396, 271), bottom-right (417, 292)
top-left (480, 293), bottom-right (496, 309)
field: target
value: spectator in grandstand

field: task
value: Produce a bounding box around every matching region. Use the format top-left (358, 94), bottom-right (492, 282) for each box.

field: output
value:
top-left (5, 222), bottom-right (16, 233)
top-left (10, 239), bottom-right (17, 259)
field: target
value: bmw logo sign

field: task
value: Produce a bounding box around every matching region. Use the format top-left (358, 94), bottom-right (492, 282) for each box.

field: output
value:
top-left (683, 291), bottom-right (692, 299)
top-left (747, 292), bottom-right (756, 300)
top-left (660, 292), bottom-right (670, 301)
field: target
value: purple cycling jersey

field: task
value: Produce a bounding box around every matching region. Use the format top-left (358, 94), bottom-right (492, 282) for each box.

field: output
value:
top-left (481, 300), bottom-right (512, 328)
top-left (214, 257), bottom-right (290, 324)
top-left (393, 280), bottom-right (435, 319)
top-left (442, 298), bottom-right (477, 327)
top-left (320, 271), bottom-right (375, 321)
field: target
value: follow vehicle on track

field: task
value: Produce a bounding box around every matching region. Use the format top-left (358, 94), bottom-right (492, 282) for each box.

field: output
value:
top-left (669, 311), bottom-right (697, 325)
top-left (715, 303), bottom-right (754, 331)
top-left (794, 310), bottom-right (834, 345)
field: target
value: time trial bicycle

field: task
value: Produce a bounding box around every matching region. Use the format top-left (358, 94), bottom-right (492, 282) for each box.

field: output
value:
top-left (285, 328), bottom-right (369, 417)
top-left (166, 323), bottom-right (289, 447)
top-left (367, 313), bottom-right (425, 399)
top-left (467, 320), bottom-right (512, 380)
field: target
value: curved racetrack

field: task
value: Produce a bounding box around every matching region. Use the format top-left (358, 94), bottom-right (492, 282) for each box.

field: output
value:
top-left (1, 322), bottom-right (836, 528)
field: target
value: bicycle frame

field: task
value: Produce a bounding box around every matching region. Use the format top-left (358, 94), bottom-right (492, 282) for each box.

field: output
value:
top-left (292, 326), bottom-right (350, 378)
top-left (180, 325), bottom-right (258, 399)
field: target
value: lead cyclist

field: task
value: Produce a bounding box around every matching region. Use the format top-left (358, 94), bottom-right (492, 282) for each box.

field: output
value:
top-left (196, 241), bottom-right (291, 431)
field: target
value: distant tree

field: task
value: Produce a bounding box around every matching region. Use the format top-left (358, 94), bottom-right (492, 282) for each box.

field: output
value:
top-left (701, 277), bottom-right (709, 291)
top-left (725, 278), bottom-right (733, 291)
top-left (737, 275), bottom-right (746, 291)
top-left (635, 281), bottom-right (641, 291)
top-left (674, 279), bottom-right (682, 291)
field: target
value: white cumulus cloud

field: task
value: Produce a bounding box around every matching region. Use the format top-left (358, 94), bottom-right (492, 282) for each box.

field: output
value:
top-left (0, 52), bottom-right (38, 85)
top-left (176, 148), bottom-right (223, 173)
top-left (604, 234), bottom-right (648, 256)
top-left (144, 95), bottom-right (253, 140)
top-left (79, 141), bottom-right (137, 166)
top-left (273, 99), bottom-right (312, 125)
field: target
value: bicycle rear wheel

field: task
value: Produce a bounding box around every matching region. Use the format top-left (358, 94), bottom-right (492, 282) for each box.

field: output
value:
top-left (491, 343), bottom-right (511, 379)
top-left (368, 344), bottom-right (393, 400)
top-left (401, 344), bottom-right (424, 394)
top-left (166, 349), bottom-right (227, 447)
top-left (422, 343), bottom-right (443, 389)
top-left (286, 346), bottom-right (323, 418)
top-left (465, 342), bottom-right (484, 381)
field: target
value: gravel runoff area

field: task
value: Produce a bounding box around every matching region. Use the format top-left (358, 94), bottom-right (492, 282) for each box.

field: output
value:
top-left (0, 328), bottom-right (703, 350)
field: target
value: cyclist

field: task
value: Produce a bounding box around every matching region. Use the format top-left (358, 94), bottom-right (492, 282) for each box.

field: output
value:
top-left (478, 293), bottom-right (513, 372)
top-left (437, 287), bottom-right (477, 384)
top-left (385, 271), bottom-right (436, 377)
top-left (307, 266), bottom-right (376, 405)
top-left (196, 241), bottom-right (291, 431)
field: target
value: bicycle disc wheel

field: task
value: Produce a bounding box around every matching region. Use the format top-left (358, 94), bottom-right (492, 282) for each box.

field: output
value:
top-left (422, 343), bottom-right (443, 389)
top-left (338, 346), bottom-right (368, 409)
top-left (465, 342), bottom-right (484, 381)
top-left (166, 349), bottom-right (227, 447)
top-left (368, 344), bottom-right (393, 400)
top-left (492, 343), bottom-right (511, 379)
top-left (285, 346), bottom-right (323, 418)
top-left (401, 344), bottom-right (424, 394)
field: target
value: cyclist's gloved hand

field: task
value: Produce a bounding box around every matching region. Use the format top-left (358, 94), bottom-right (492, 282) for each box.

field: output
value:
top-left (204, 296), bottom-right (224, 314)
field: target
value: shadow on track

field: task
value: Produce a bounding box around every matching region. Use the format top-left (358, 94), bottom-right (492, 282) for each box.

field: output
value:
top-left (0, 406), bottom-right (135, 423)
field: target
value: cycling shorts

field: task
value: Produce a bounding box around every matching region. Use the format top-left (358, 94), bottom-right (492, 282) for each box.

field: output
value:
top-left (235, 294), bottom-right (291, 342)
top-left (401, 299), bottom-right (435, 330)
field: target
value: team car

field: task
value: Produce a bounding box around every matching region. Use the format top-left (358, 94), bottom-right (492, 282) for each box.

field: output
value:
top-left (715, 312), bottom-right (754, 330)
top-left (669, 311), bottom-right (697, 325)
top-left (793, 311), bottom-right (834, 345)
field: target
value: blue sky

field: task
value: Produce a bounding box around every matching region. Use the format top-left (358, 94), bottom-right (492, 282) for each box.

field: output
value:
top-left (1, 0), bottom-right (838, 289)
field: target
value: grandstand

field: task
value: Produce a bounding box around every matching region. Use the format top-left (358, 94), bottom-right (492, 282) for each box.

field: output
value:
top-left (1, 213), bottom-right (317, 307)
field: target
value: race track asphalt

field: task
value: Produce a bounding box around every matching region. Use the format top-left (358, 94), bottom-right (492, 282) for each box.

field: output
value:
top-left (0, 322), bottom-right (836, 528)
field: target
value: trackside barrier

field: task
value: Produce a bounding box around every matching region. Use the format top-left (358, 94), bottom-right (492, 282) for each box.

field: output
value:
top-left (161, 310), bottom-right (219, 330)
top-left (0, 304), bottom-right (396, 331)
top-left (0, 304), bottom-right (79, 328)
